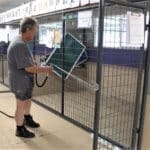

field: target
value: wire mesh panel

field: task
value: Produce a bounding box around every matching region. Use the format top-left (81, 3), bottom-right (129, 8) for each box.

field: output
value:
top-left (3, 54), bottom-right (8, 85)
top-left (0, 54), bottom-right (3, 83)
top-left (96, 2), bottom-right (145, 150)
top-left (64, 63), bottom-right (96, 129)
top-left (0, 24), bottom-right (18, 91)
top-left (23, 2), bottom-right (146, 150)
top-left (32, 48), bottom-right (62, 113)
top-left (63, 11), bottom-right (97, 129)
top-left (0, 42), bottom-right (5, 83)
top-left (33, 14), bottom-right (63, 113)
top-left (45, 33), bottom-right (86, 79)
top-left (33, 10), bottom-right (98, 130)
top-left (0, 42), bottom-right (9, 87)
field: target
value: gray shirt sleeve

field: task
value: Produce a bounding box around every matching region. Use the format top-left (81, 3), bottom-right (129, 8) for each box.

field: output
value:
top-left (14, 43), bottom-right (34, 69)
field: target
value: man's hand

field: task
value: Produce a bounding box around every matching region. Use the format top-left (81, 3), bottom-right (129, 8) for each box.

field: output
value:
top-left (25, 65), bottom-right (53, 74)
top-left (44, 66), bottom-right (53, 75)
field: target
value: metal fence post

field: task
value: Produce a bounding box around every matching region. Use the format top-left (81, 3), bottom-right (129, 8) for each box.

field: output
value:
top-left (131, 45), bottom-right (145, 149)
top-left (137, 11), bottom-right (150, 150)
top-left (93, 0), bottom-right (105, 150)
top-left (2, 54), bottom-right (4, 84)
top-left (61, 13), bottom-right (66, 115)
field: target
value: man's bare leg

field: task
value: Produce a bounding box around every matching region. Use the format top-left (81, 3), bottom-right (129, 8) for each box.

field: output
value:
top-left (15, 99), bottom-right (25, 126)
top-left (15, 99), bottom-right (35, 138)
top-left (24, 99), bottom-right (31, 115)
top-left (23, 99), bottom-right (40, 128)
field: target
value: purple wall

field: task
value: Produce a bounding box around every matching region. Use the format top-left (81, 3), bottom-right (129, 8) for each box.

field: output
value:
top-left (87, 47), bottom-right (145, 68)
top-left (3, 43), bottom-right (144, 68)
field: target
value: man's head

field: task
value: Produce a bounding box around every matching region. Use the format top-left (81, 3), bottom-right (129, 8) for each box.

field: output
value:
top-left (20, 17), bottom-right (37, 41)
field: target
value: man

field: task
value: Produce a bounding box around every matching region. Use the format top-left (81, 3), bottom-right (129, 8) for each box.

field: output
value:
top-left (7, 17), bottom-right (52, 138)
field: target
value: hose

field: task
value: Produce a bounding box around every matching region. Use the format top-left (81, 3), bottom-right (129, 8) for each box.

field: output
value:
top-left (0, 111), bottom-right (15, 118)
top-left (35, 73), bottom-right (49, 88)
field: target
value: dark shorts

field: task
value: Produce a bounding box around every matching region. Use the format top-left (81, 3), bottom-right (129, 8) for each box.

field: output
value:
top-left (14, 77), bottom-right (34, 101)
top-left (15, 88), bottom-right (33, 100)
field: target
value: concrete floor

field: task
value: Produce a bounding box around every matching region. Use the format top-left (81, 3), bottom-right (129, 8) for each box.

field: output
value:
top-left (0, 92), bottom-right (92, 150)
top-left (0, 83), bottom-right (9, 92)
top-left (141, 95), bottom-right (150, 150)
top-left (1, 63), bottom-right (150, 150)
top-left (0, 88), bottom-right (150, 150)
top-left (32, 64), bottom-right (140, 148)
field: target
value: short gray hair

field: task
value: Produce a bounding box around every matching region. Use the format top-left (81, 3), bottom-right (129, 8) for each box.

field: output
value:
top-left (20, 17), bottom-right (37, 33)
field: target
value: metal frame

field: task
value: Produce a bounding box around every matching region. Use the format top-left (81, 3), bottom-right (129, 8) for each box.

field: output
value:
top-left (93, 0), bottom-right (105, 149)
top-left (137, 11), bottom-right (150, 150)
top-left (93, 1), bottom-right (146, 149)
top-left (45, 33), bottom-right (86, 80)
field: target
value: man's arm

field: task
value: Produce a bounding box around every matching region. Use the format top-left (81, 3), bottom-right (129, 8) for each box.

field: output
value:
top-left (25, 65), bottom-right (52, 74)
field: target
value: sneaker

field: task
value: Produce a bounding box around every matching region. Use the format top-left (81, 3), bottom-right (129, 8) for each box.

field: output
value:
top-left (15, 126), bottom-right (35, 138)
top-left (24, 115), bottom-right (40, 128)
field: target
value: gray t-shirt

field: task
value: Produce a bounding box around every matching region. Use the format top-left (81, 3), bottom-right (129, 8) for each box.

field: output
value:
top-left (7, 36), bottom-right (34, 93)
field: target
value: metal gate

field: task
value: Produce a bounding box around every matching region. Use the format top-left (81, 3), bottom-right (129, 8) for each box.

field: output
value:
top-left (32, 1), bottom-right (147, 148)
top-left (94, 0), bottom-right (150, 150)
top-left (32, 1), bottom-right (148, 149)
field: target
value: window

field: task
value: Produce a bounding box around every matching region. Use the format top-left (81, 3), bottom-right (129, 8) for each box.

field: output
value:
top-left (94, 14), bottom-right (144, 48)
top-left (39, 22), bottom-right (62, 48)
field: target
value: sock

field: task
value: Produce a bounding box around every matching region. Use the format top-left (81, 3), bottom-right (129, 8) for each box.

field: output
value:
top-left (17, 125), bottom-right (24, 130)
top-left (24, 114), bottom-right (32, 119)
top-left (24, 114), bottom-right (31, 117)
